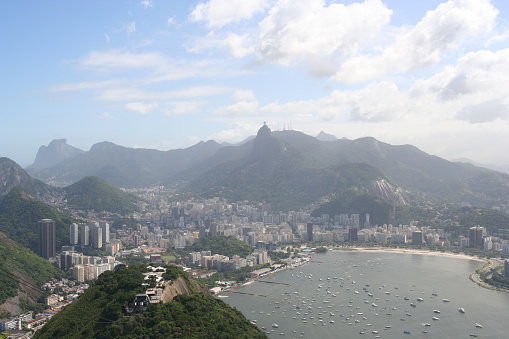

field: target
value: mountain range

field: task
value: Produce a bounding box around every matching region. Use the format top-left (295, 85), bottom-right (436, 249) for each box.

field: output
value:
top-left (22, 124), bottom-right (509, 211)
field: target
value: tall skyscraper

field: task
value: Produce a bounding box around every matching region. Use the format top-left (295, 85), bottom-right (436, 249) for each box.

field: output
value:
top-left (411, 231), bottom-right (423, 245)
top-left (307, 223), bottom-right (314, 242)
top-left (469, 226), bottom-right (484, 249)
top-left (100, 222), bottom-right (110, 244)
top-left (80, 224), bottom-right (89, 246)
top-left (70, 223), bottom-right (79, 245)
top-left (349, 227), bottom-right (358, 242)
top-left (90, 226), bottom-right (103, 249)
top-left (38, 219), bottom-right (56, 259)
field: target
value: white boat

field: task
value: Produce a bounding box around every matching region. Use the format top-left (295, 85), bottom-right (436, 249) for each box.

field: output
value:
top-left (432, 317), bottom-right (440, 321)
top-left (475, 323), bottom-right (483, 328)
top-left (272, 324), bottom-right (279, 328)
top-left (458, 308), bottom-right (466, 313)
top-left (442, 299), bottom-right (450, 302)
top-left (433, 310), bottom-right (440, 314)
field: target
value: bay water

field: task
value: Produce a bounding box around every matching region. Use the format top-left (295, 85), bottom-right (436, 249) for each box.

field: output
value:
top-left (222, 250), bottom-right (508, 338)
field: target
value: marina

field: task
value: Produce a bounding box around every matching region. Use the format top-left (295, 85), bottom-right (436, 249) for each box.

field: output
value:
top-left (223, 250), bottom-right (509, 338)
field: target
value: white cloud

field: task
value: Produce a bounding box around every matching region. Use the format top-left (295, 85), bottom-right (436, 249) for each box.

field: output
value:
top-left (209, 122), bottom-right (261, 144)
top-left (104, 34), bottom-right (110, 43)
top-left (232, 89), bottom-right (256, 101)
top-left (163, 101), bottom-right (204, 116)
top-left (99, 86), bottom-right (231, 102)
top-left (124, 22), bottom-right (136, 36)
top-left (124, 102), bottom-right (158, 115)
top-left (79, 50), bottom-right (165, 73)
top-left (140, 0), bottom-right (153, 9)
top-left (190, 0), bottom-right (270, 29)
top-left (167, 16), bottom-right (177, 26)
top-left (254, 0), bottom-right (391, 68)
top-left (334, 0), bottom-right (498, 82)
top-left (225, 33), bottom-right (255, 58)
top-left (214, 89), bottom-right (259, 116)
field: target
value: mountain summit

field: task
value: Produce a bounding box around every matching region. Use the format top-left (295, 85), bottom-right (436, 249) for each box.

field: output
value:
top-left (29, 139), bottom-right (84, 169)
top-left (251, 122), bottom-right (286, 162)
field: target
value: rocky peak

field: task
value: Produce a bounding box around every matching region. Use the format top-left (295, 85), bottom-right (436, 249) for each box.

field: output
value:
top-left (29, 139), bottom-right (84, 169)
top-left (316, 131), bottom-right (337, 141)
top-left (251, 122), bottom-right (286, 162)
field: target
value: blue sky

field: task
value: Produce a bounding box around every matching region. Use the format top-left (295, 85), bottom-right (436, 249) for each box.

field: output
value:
top-left (2, 0), bottom-right (509, 168)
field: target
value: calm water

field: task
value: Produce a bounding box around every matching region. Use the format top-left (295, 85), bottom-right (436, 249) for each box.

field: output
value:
top-left (222, 250), bottom-right (508, 338)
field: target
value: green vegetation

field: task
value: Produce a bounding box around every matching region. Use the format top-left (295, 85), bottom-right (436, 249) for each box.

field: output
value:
top-left (0, 157), bottom-right (51, 197)
top-left (0, 231), bottom-right (66, 305)
top-left (187, 137), bottom-right (389, 211)
top-left (0, 187), bottom-right (74, 252)
top-left (315, 247), bottom-right (328, 253)
top-left (34, 264), bottom-right (267, 339)
top-left (180, 236), bottom-right (254, 258)
top-left (312, 189), bottom-right (394, 225)
top-left (111, 293), bottom-right (267, 338)
top-left (63, 176), bottom-right (140, 215)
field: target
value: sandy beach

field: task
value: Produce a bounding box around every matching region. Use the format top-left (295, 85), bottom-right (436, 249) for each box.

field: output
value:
top-left (338, 246), bottom-right (487, 262)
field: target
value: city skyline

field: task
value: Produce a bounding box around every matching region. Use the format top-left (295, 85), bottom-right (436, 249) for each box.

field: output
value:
top-left (2, 0), bottom-right (509, 168)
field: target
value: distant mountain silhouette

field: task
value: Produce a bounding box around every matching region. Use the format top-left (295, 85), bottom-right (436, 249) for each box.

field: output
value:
top-left (21, 124), bottom-right (509, 209)
top-left (316, 131), bottom-right (338, 141)
top-left (28, 139), bottom-right (84, 169)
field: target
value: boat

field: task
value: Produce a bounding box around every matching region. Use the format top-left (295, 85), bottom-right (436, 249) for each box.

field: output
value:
top-left (432, 317), bottom-right (440, 321)
top-left (404, 331), bottom-right (410, 334)
top-left (475, 323), bottom-right (483, 328)
top-left (433, 310), bottom-right (440, 314)
top-left (272, 324), bottom-right (279, 328)
top-left (417, 298), bottom-right (424, 302)
top-left (410, 303), bottom-right (416, 307)
top-left (442, 299), bottom-right (450, 302)
top-left (458, 308), bottom-right (466, 313)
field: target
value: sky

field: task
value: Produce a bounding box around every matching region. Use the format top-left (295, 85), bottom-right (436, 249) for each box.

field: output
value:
top-left (2, 0), bottom-right (509, 168)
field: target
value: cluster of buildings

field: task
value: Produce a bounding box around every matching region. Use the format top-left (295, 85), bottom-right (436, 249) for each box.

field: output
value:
top-left (186, 249), bottom-right (269, 272)
top-left (34, 195), bottom-right (509, 285)
top-left (457, 226), bottom-right (509, 253)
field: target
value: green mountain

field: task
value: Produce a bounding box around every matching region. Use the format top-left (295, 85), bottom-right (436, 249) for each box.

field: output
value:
top-left (0, 232), bottom-right (66, 311)
top-left (183, 126), bottom-right (406, 211)
top-left (0, 157), bottom-right (52, 198)
top-left (0, 187), bottom-right (74, 253)
top-left (24, 125), bottom-right (509, 209)
top-left (34, 264), bottom-right (267, 339)
top-left (63, 176), bottom-right (140, 215)
top-left (311, 189), bottom-right (395, 226)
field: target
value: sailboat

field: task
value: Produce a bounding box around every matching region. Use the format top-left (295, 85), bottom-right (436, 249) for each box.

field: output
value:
top-left (470, 325), bottom-right (478, 337)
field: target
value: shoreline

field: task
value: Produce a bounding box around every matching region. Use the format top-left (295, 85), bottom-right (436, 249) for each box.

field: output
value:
top-left (340, 246), bottom-right (486, 262)
top-left (219, 246), bottom-right (509, 295)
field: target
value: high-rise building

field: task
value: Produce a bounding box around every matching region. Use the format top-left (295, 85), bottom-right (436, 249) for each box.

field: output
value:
top-left (80, 224), bottom-right (89, 246)
top-left (307, 223), bottom-right (314, 242)
top-left (349, 227), bottom-right (358, 242)
top-left (363, 213), bottom-right (370, 229)
top-left (411, 231), bottom-right (423, 245)
top-left (90, 226), bottom-right (103, 249)
top-left (100, 222), bottom-right (110, 244)
top-left (469, 226), bottom-right (484, 249)
top-left (38, 219), bottom-right (56, 259)
top-left (70, 223), bottom-right (79, 245)
top-left (504, 259), bottom-right (509, 278)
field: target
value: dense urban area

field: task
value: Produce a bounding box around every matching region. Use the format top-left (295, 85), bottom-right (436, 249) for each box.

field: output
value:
top-left (3, 186), bottom-right (509, 337)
